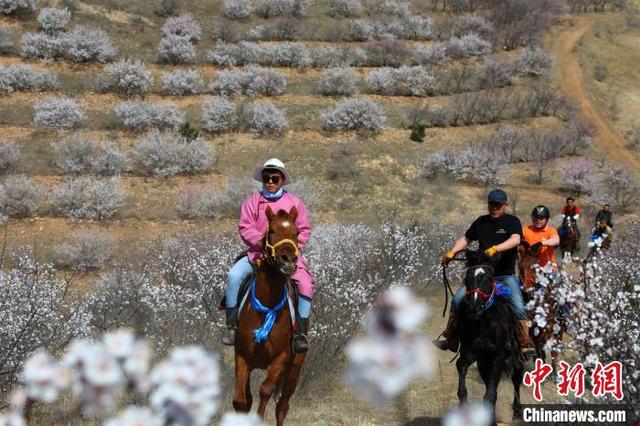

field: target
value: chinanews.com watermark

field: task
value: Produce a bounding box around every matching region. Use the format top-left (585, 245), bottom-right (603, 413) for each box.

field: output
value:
top-left (519, 360), bottom-right (638, 425)
top-left (520, 404), bottom-right (633, 425)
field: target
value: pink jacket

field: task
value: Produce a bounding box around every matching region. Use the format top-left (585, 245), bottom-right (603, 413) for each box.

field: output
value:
top-left (238, 192), bottom-right (311, 264)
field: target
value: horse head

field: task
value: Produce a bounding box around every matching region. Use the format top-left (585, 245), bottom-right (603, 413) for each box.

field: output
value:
top-left (563, 216), bottom-right (576, 234)
top-left (264, 206), bottom-right (299, 276)
top-left (463, 250), bottom-right (497, 320)
top-left (518, 241), bottom-right (542, 290)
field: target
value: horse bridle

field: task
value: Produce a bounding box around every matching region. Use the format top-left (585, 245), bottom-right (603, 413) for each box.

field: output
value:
top-left (441, 252), bottom-right (494, 316)
top-left (264, 222), bottom-right (299, 260)
top-left (464, 264), bottom-right (496, 300)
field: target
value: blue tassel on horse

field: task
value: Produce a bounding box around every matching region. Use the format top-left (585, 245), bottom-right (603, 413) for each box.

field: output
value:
top-left (484, 280), bottom-right (513, 311)
top-left (250, 278), bottom-right (288, 343)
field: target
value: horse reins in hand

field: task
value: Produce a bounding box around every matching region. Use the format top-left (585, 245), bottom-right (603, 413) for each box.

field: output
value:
top-left (441, 253), bottom-right (468, 317)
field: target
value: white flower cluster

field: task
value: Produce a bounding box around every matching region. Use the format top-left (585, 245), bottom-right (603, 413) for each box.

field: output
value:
top-left (345, 286), bottom-right (434, 405)
top-left (1, 329), bottom-right (223, 426)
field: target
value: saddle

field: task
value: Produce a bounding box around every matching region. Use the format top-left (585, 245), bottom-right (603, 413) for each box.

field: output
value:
top-left (218, 271), bottom-right (300, 332)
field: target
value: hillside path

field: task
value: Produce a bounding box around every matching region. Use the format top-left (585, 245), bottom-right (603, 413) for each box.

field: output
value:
top-left (547, 14), bottom-right (640, 173)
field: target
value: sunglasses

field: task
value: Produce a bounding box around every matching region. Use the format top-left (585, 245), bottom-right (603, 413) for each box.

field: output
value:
top-left (262, 174), bottom-right (282, 184)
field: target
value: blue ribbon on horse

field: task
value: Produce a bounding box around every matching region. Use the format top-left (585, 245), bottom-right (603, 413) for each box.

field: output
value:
top-left (484, 280), bottom-right (513, 311)
top-left (250, 278), bottom-right (288, 343)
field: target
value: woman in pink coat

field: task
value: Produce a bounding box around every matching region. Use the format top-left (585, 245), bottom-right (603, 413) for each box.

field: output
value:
top-left (223, 158), bottom-right (315, 353)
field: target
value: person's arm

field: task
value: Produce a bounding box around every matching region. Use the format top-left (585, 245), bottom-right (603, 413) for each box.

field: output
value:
top-left (449, 236), bottom-right (470, 255)
top-left (238, 197), bottom-right (264, 249)
top-left (542, 234), bottom-right (560, 247)
top-left (294, 200), bottom-right (311, 250)
top-left (494, 233), bottom-right (521, 252)
top-left (573, 206), bottom-right (580, 220)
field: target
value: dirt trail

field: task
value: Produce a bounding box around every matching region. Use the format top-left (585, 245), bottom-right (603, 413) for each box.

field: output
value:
top-left (548, 15), bottom-right (640, 173)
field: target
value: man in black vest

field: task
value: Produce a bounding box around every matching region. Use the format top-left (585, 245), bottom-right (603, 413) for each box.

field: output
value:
top-left (433, 189), bottom-right (535, 357)
top-left (595, 203), bottom-right (613, 228)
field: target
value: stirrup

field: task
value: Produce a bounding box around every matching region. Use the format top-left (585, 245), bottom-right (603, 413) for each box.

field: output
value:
top-left (293, 333), bottom-right (309, 353)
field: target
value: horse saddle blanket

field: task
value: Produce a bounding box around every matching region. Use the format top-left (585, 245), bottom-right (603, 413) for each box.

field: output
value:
top-left (218, 274), bottom-right (298, 329)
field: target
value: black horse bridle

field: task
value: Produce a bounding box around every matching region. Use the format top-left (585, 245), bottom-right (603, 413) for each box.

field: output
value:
top-left (441, 250), bottom-right (495, 317)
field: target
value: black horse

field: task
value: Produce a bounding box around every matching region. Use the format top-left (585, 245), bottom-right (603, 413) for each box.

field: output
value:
top-left (453, 250), bottom-right (524, 425)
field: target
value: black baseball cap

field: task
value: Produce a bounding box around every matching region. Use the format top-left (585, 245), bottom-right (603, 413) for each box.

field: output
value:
top-left (487, 189), bottom-right (508, 204)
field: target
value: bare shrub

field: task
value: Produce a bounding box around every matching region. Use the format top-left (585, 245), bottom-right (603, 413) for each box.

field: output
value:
top-left (178, 179), bottom-right (257, 218)
top-left (54, 230), bottom-right (116, 271)
top-left (0, 141), bottom-right (21, 173)
top-left (201, 97), bottom-right (238, 133)
top-left (224, 0), bottom-right (254, 19)
top-left (257, 42), bottom-right (310, 68)
top-left (516, 47), bottom-right (553, 76)
top-left (91, 141), bottom-right (129, 176)
top-left (157, 34), bottom-right (196, 64)
top-left (114, 101), bottom-right (185, 132)
top-left (132, 129), bottom-right (214, 178)
top-left (421, 149), bottom-right (507, 185)
top-left (37, 7), bottom-right (71, 33)
top-left (21, 32), bottom-right (69, 61)
top-left (66, 25), bottom-right (117, 63)
top-left (0, 26), bottom-right (14, 54)
top-left (364, 39), bottom-right (408, 67)
top-left (206, 40), bottom-right (257, 66)
top-left (0, 0), bottom-right (36, 15)
top-left (490, 0), bottom-right (564, 50)
top-left (209, 66), bottom-right (287, 96)
top-left (95, 59), bottom-right (153, 95)
top-left (454, 13), bottom-right (493, 36)
top-left (328, 0), bottom-right (362, 17)
top-left (318, 67), bottom-right (359, 96)
top-left (161, 13), bottom-right (201, 42)
top-left (309, 46), bottom-right (345, 67)
top-left (255, 0), bottom-right (311, 18)
top-left (161, 68), bottom-right (202, 95)
top-left (0, 175), bottom-right (43, 217)
top-left (155, 0), bottom-right (181, 16)
top-left (244, 102), bottom-right (287, 135)
top-left (412, 41), bottom-right (449, 65)
top-left (366, 66), bottom-right (436, 96)
top-left (33, 97), bottom-right (85, 132)
top-left (322, 98), bottom-right (386, 135)
top-left (447, 32), bottom-right (491, 58)
top-left (53, 136), bottom-right (98, 175)
top-left (347, 19), bottom-right (372, 41)
top-left (478, 57), bottom-right (515, 87)
top-left (0, 64), bottom-right (58, 94)
top-left (53, 137), bottom-right (129, 176)
top-left (51, 176), bottom-right (127, 220)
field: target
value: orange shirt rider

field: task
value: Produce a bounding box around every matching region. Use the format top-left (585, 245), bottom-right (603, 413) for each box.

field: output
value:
top-left (522, 224), bottom-right (559, 267)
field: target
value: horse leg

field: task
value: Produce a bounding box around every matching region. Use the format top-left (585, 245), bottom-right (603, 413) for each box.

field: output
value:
top-left (512, 359), bottom-right (524, 419)
top-left (257, 355), bottom-right (289, 418)
top-left (233, 356), bottom-right (253, 412)
top-left (478, 359), bottom-right (500, 425)
top-left (456, 353), bottom-right (472, 404)
top-left (275, 355), bottom-right (305, 426)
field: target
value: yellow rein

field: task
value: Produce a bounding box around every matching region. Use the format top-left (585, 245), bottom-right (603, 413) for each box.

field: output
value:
top-left (264, 223), bottom-right (299, 258)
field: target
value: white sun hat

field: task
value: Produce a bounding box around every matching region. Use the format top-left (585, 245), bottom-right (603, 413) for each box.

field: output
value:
top-left (253, 158), bottom-right (292, 185)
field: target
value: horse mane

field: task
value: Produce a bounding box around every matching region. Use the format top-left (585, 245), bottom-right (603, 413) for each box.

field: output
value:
top-left (465, 249), bottom-right (492, 268)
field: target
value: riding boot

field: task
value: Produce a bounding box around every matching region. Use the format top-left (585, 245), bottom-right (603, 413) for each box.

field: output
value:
top-left (293, 318), bottom-right (310, 353)
top-left (222, 307), bottom-right (237, 346)
top-left (516, 320), bottom-right (536, 358)
top-left (432, 312), bottom-right (459, 352)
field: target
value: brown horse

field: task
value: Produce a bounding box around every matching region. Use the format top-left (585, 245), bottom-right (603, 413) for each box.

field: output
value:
top-left (559, 216), bottom-right (578, 263)
top-left (517, 242), bottom-right (563, 371)
top-left (233, 206), bottom-right (306, 425)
